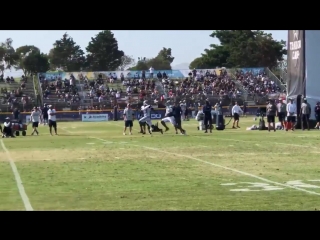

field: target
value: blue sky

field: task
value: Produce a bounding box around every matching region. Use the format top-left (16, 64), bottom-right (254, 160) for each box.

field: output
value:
top-left (0, 30), bottom-right (287, 66)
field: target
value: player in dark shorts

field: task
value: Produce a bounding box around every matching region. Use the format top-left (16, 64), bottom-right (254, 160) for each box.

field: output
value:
top-left (47, 105), bottom-right (57, 135)
top-left (42, 104), bottom-right (49, 125)
top-left (172, 102), bottom-right (186, 135)
top-left (266, 100), bottom-right (277, 132)
top-left (123, 103), bottom-right (134, 135)
top-left (203, 99), bottom-right (213, 133)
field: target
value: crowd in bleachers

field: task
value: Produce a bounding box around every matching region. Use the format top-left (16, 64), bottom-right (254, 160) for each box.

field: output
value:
top-left (80, 73), bottom-right (158, 104)
top-left (235, 69), bottom-right (282, 98)
top-left (0, 75), bottom-right (32, 110)
top-left (161, 68), bottom-right (243, 105)
top-left (39, 74), bottom-right (81, 104)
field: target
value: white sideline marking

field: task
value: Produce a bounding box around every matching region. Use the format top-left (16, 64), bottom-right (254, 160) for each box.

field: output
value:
top-left (1, 140), bottom-right (33, 211)
top-left (90, 137), bottom-right (320, 196)
top-left (61, 127), bottom-right (73, 134)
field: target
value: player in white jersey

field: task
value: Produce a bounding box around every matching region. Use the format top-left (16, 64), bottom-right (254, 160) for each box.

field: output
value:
top-left (30, 107), bottom-right (41, 135)
top-left (139, 100), bottom-right (155, 134)
top-left (160, 101), bottom-right (175, 131)
top-left (180, 101), bottom-right (187, 120)
top-left (47, 105), bottom-right (58, 135)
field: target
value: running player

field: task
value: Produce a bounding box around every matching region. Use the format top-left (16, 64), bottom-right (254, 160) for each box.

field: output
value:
top-left (160, 101), bottom-right (175, 132)
top-left (30, 107), bottom-right (40, 135)
top-left (139, 100), bottom-right (158, 134)
top-left (48, 105), bottom-right (58, 135)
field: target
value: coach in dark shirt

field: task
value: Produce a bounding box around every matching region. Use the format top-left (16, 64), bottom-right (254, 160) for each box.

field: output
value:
top-left (203, 99), bottom-right (213, 133)
top-left (172, 102), bottom-right (186, 135)
top-left (12, 108), bottom-right (20, 120)
top-left (42, 104), bottom-right (48, 125)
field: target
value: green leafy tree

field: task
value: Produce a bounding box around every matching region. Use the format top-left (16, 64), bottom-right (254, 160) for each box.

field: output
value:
top-left (190, 30), bottom-right (287, 69)
top-left (117, 55), bottom-right (135, 70)
top-left (48, 32), bottom-right (86, 71)
top-left (130, 47), bottom-right (175, 70)
top-left (86, 30), bottom-right (124, 71)
top-left (15, 45), bottom-right (40, 75)
top-left (0, 38), bottom-right (19, 75)
top-left (23, 52), bottom-right (50, 74)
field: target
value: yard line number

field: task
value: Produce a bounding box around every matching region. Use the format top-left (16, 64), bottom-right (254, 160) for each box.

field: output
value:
top-left (221, 180), bottom-right (320, 192)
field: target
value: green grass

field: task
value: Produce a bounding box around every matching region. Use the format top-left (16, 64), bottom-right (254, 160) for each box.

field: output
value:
top-left (1, 118), bottom-right (320, 210)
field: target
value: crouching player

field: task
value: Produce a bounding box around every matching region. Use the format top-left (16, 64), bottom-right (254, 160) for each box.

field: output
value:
top-left (195, 110), bottom-right (205, 130)
top-left (2, 117), bottom-right (14, 138)
top-left (160, 102), bottom-right (176, 132)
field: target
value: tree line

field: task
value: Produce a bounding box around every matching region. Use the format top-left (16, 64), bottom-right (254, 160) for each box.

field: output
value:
top-left (0, 30), bottom-right (287, 76)
top-left (0, 30), bottom-right (176, 76)
top-left (189, 30), bottom-right (287, 70)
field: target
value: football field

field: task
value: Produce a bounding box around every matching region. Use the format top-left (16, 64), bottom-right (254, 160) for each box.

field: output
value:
top-left (1, 118), bottom-right (320, 210)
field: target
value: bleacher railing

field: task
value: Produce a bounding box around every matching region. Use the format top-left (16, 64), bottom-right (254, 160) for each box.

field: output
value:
top-left (33, 75), bottom-right (43, 106)
top-left (265, 67), bottom-right (286, 92)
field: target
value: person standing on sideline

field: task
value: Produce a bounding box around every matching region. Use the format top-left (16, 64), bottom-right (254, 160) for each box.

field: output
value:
top-left (266, 100), bottom-right (277, 132)
top-left (30, 107), bottom-right (40, 135)
top-left (47, 105), bottom-right (58, 135)
top-left (314, 102), bottom-right (320, 129)
top-left (12, 108), bottom-right (20, 120)
top-left (300, 98), bottom-right (311, 131)
top-left (42, 104), bottom-right (49, 125)
top-left (232, 102), bottom-right (243, 128)
top-left (286, 98), bottom-right (297, 131)
top-left (149, 66), bottom-right (154, 78)
top-left (276, 99), bottom-right (287, 130)
top-left (123, 103), bottom-right (134, 135)
top-left (203, 99), bottom-right (213, 133)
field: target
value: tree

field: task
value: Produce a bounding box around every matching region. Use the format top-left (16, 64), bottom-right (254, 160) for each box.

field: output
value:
top-left (129, 47), bottom-right (175, 70)
top-left (48, 32), bottom-right (86, 71)
top-left (23, 52), bottom-right (50, 74)
top-left (156, 47), bottom-right (174, 64)
top-left (117, 55), bottom-right (135, 71)
top-left (15, 45), bottom-right (40, 75)
top-left (0, 38), bottom-right (19, 75)
top-left (190, 30), bottom-right (287, 69)
top-left (86, 30), bottom-right (124, 71)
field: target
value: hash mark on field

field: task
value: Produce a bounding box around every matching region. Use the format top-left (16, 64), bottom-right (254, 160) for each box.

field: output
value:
top-left (119, 148), bottom-right (125, 150)
top-left (1, 140), bottom-right (33, 211)
top-left (86, 143), bottom-right (95, 145)
top-left (221, 183), bottom-right (236, 186)
top-left (78, 158), bottom-right (86, 160)
top-left (115, 157), bottom-right (120, 159)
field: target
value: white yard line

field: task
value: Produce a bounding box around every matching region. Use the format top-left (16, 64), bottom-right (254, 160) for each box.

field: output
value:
top-left (193, 135), bottom-right (319, 149)
top-left (61, 127), bottom-right (73, 134)
top-left (90, 136), bottom-right (320, 197)
top-left (0, 140), bottom-right (33, 211)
